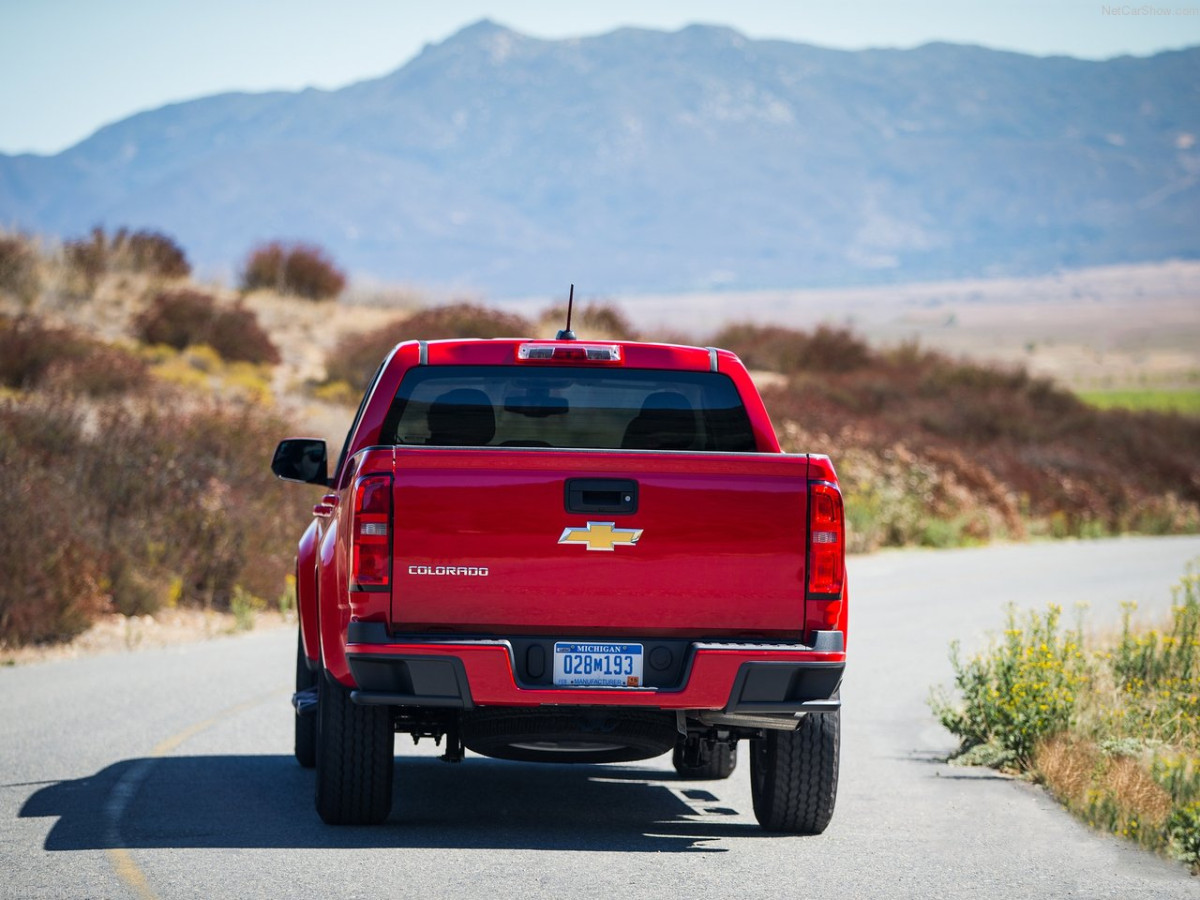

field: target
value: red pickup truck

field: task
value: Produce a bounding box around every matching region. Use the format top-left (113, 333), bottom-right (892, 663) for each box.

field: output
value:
top-left (272, 336), bottom-right (847, 833)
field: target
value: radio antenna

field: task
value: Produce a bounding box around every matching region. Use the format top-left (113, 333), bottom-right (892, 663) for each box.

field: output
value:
top-left (556, 284), bottom-right (577, 340)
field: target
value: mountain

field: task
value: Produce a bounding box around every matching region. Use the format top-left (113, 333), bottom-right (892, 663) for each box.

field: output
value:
top-left (1, 20), bottom-right (1197, 295)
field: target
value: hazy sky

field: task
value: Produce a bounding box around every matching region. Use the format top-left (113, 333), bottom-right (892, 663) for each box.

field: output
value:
top-left (3, 0), bottom-right (1198, 155)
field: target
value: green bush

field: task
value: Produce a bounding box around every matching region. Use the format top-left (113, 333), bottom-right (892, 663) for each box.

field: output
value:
top-left (1112, 572), bottom-right (1200, 747)
top-left (931, 603), bottom-right (1088, 767)
top-left (241, 241), bottom-right (346, 300)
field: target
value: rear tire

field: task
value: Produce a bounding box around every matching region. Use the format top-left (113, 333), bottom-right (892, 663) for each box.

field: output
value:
top-left (294, 632), bottom-right (317, 768)
top-left (750, 713), bottom-right (839, 834)
top-left (672, 738), bottom-right (737, 780)
top-left (314, 671), bottom-right (394, 825)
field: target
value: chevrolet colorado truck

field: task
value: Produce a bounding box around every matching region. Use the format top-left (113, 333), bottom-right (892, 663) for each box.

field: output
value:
top-left (272, 336), bottom-right (847, 832)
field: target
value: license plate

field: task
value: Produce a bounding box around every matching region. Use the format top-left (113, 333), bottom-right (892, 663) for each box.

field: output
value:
top-left (553, 642), bottom-right (643, 688)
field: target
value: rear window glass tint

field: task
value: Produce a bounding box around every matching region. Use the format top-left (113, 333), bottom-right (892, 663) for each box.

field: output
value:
top-left (380, 366), bottom-right (756, 452)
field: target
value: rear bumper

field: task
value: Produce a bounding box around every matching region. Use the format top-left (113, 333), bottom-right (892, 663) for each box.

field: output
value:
top-left (344, 623), bottom-right (844, 713)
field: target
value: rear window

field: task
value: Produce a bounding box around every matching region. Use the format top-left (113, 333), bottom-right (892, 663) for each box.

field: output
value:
top-left (379, 366), bottom-right (757, 452)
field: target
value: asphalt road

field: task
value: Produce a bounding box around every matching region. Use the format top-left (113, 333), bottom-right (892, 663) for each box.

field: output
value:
top-left (3, 535), bottom-right (1200, 899)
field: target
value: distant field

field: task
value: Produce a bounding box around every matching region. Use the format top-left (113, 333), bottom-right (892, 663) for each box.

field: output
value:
top-left (1078, 389), bottom-right (1200, 416)
top-left (498, 260), bottom-right (1200, 395)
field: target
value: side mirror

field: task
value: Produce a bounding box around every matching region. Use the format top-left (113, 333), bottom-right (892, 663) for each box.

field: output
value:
top-left (271, 439), bottom-right (329, 486)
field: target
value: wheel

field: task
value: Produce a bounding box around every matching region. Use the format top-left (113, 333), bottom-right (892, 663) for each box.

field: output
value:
top-left (314, 670), bottom-right (394, 825)
top-left (672, 737), bottom-right (737, 780)
top-left (294, 631), bottom-right (317, 768)
top-left (750, 713), bottom-right (839, 834)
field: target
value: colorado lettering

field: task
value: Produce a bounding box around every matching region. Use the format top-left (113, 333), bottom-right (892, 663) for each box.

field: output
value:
top-left (407, 565), bottom-right (489, 577)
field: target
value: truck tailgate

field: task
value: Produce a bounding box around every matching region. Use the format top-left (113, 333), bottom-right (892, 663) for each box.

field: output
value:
top-left (389, 448), bottom-right (811, 638)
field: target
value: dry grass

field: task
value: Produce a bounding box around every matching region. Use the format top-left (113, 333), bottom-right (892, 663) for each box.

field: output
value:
top-left (1037, 734), bottom-right (1174, 841)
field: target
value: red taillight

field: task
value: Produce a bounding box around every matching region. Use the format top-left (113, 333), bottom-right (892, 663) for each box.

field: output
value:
top-left (351, 474), bottom-right (392, 591)
top-left (807, 481), bottom-right (845, 596)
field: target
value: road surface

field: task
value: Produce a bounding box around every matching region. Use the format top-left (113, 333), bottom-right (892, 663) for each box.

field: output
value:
top-left (3, 535), bottom-right (1199, 899)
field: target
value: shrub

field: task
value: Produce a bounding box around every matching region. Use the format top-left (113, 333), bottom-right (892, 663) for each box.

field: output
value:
top-left (710, 323), bottom-right (871, 373)
top-left (0, 315), bottom-right (86, 389)
top-left (241, 241), bottom-right (346, 300)
top-left (0, 233), bottom-right (40, 305)
top-left (0, 401), bottom-right (108, 645)
top-left (134, 290), bottom-right (280, 365)
top-left (0, 315), bottom-right (150, 396)
top-left (61, 227), bottom-right (191, 295)
top-left (63, 227), bottom-right (108, 295)
top-left (1111, 574), bottom-right (1200, 748)
top-left (930, 603), bottom-right (1088, 768)
top-left (401, 302), bottom-right (531, 339)
top-left (538, 301), bottom-right (638, 340)
top-left (121, 229), bottom-right (191, 278)
top-left (205, 304), bottom-right (282, 365)
top-left (325, 302), bottom-right (532, 391)
top-left (44, 343), bottom-right (150, 397)
top-left (241, 242), bottom-right (285, 293)
top-left (825, 442), bottom-right (1014, 552)
top-left (933, 570), bottom-right (1200, 869)
top-left (94, 401), bottom-right (312, 612)
top-left (0, 390), bottom-right (314, 646)
top-left (134, 289), bottom-right (215, 349)
top-left (759, 328), bottom-right (1200, 546)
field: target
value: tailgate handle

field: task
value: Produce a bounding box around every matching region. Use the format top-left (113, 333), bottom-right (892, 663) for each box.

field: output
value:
top-left (565, 479), bottom-right (638, 514)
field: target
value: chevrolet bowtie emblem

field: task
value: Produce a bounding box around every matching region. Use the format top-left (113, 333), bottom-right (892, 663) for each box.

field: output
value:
top-left (558, 521), bottom-right (643, 552)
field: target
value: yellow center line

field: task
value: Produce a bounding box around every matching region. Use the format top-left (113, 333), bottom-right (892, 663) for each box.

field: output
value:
top-left (107, 848), bottom-right (156, 900)
top-left (105, 688), bottom-right (289, 899)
